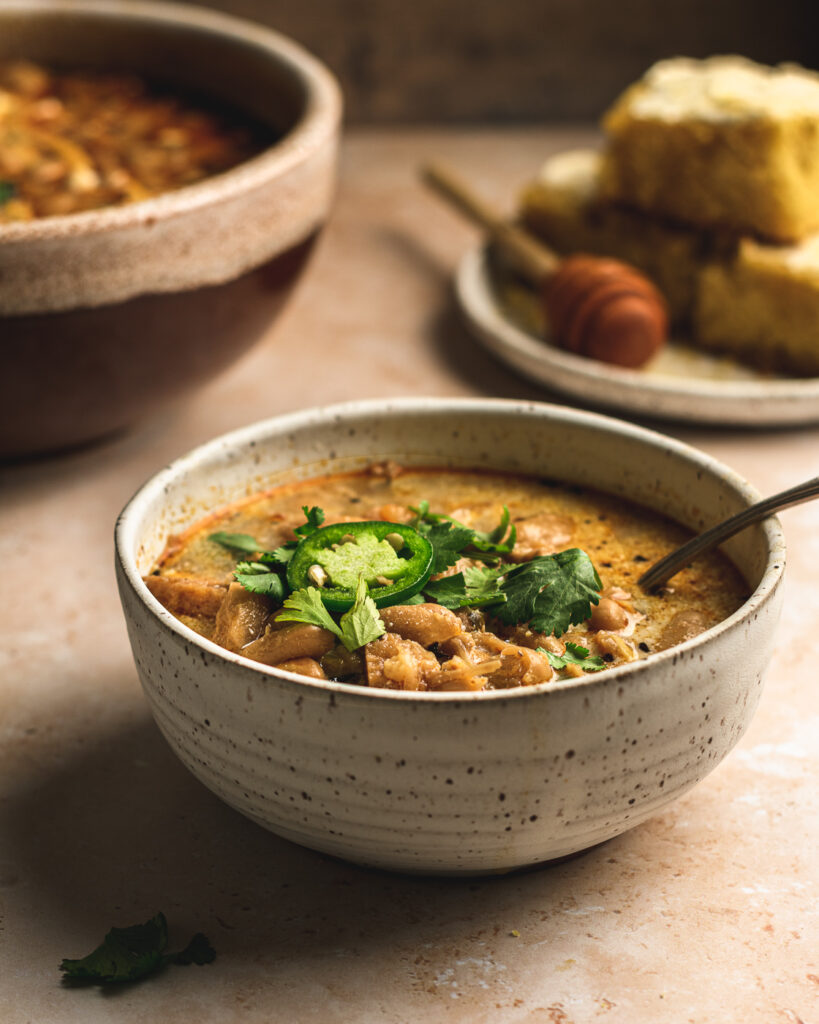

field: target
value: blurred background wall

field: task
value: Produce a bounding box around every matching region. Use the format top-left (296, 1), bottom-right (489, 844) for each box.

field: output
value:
top-left (184, 0), bottom-right (813, 122)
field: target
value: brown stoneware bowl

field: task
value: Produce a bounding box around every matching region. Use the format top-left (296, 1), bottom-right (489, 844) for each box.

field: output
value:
top-left (0, 0), bottom-right (341, 458)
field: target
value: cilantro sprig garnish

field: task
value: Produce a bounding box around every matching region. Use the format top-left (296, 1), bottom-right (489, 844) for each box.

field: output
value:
top-left (210, 506), bottom-right (317, 599)
top-left (408, 502), bottom-right (517, 572)
top-left (233, 561), bottom-right (287, 600)
top-left (211, 508), bottom-right (389, 651)
top-left (208, 531), bottom-right (261, 554)
top-left (209, 503), bottom-right (602, 649)
top-left (541, 641), bottom-right (606, 673)
top-left (418, 548), bottom-right (601, 636)
top-left (60, 912), bottom-right (214, 986)
top-left (293, 506), bottom-right (324, 538)
top-left (278, 577), bottom-right (385, 651)
top-left (490, 548), bottom-right (601, 636)
top-left (0, 181), bottom-right (15, 205)
top-left (422, 563), bottom-right (507, 609)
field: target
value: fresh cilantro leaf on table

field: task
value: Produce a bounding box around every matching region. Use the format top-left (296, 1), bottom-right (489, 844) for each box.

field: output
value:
top-left (278, 578), bottom-right (385, 652)
top-left (541, 641), bottom-right (606, 673)
top-left (493, 549), bottom-right (601, 636)
top-left (172, 931), bottom-right (217, 966)
top-left (60, 912), bottom-right (214, 986)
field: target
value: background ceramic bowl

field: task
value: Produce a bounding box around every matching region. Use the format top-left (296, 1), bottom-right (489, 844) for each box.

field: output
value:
top-left (0, 0), bottom-right (341, 458)
top-left (115, 398), bottom-right (785, 875)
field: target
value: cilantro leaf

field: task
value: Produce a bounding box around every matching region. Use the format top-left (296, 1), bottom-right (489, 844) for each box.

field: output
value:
top-left (338, 576), bottom-right (386, 649)
top-left (293, 506), bottom-right (324, 538)
top-left (463, 563), bottom-right (507, 589)
top-left (0, 181), bottom-right (15, 205)
top-left (59, 913), bottom-right (215, 986)
top-left (423, 520), bottom-right (476, 573)
top-left (259, 544), bottom-right (296, 566)
top-left (60, 913), bottom-right (167, 984)
top-left (234, 560), bottom-right (272, 574)
top-left (171, 932), bottom-right (217, 967)
top-left (494, 549), bottom-right (601, 636)
top-left (277, 586), bottom-right (340, 636)
top-left (469, 505), bottom-right (517, 553)
top-left (423, 565), bottom-right (507, 609)
top-left (277, 581), bottom-right (385, 652)
top-left (419, 573), bottom-right (468, 608)
top-left (409, 503), bottom-right (516, 569)
top-left (233, 562), bottom-right (286, 600)
top-left (408, 503), bottom-right (474, 572)
top-left (210, 531), bottom-right (297, 569)
top-left (541, 641), bottom-right (606, 673)
top-left (209, 531), bottom-right (262, 554)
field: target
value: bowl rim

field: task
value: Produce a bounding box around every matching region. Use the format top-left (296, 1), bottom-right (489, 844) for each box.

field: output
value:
top-left (115, 396), bottom-right (786, 704)
top-left (0, 0), bottom-right (342, 242)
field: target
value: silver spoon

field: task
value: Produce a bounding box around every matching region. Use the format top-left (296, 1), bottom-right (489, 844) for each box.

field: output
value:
top-left (638, 475), bottom-right (819, 592)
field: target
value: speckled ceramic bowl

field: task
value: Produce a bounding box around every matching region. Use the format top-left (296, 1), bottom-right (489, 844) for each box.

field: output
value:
top-left (115, 398), bottom-right (785, 875)
top-left (0, 0), bottom-right (341, 458)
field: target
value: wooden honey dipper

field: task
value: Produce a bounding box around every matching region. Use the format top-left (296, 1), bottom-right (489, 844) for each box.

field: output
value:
top-left (421, 162), bottom-right (669, 368)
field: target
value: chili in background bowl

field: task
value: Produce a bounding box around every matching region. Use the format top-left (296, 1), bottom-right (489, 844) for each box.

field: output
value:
top-left (114, 398), bottom-right (785, 875)
top-left (0, 0), bottom-right (341, 458)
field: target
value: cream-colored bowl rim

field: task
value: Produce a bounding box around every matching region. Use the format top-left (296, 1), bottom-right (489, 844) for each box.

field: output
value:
top-left (115, 397), bottom-right (786, 703)
top-left (0, 0), bottom-right (342, 242)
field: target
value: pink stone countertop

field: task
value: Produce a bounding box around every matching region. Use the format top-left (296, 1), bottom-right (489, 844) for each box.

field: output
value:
top-left (1, 129), bottom-right (817, 1023)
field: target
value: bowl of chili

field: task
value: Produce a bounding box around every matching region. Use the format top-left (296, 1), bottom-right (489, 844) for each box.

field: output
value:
top-left (0, 0), bottom-right (341, 458)
top-left (115, 397), bottom-right (785, 875)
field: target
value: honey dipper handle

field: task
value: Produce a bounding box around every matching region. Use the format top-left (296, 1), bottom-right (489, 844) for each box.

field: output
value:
top-left (421, 162), bottom-right (560, 280)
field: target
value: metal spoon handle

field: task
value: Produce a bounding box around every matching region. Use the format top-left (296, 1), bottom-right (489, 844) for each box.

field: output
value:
top-left (638, 475), bottom-right (819, 592)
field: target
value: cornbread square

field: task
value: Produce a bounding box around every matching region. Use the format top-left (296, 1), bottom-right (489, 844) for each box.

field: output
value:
top-left (519, 148), bottom-right (723, 322)
top-left (696, 235), bottom-right (819, 375)
top-left (600, 56), bottom-right (819, 242)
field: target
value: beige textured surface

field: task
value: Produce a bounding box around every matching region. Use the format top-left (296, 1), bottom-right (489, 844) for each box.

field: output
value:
top-left (1, 128), bottom-right (817, 1022)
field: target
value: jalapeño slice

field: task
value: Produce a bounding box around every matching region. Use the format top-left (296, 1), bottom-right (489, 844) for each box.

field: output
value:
top-left (286, 521), bottom-right (434, 611)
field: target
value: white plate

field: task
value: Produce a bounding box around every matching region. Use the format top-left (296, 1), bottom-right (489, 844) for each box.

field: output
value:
top-left (456, 245), bottom-right (819, 426)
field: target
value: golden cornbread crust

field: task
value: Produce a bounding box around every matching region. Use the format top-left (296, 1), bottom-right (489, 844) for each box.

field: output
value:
top-left (519, 150), bottom-right (715, 322)
top-left (600, 57), bottom-right (819, 243)
top-left (518, 147), bottom-right (819, 376)
top-left (697, 239), bottom-right (819, 375)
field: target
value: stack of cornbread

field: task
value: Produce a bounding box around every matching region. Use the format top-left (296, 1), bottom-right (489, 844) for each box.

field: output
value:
top-left (519, 56), bottom-right (819, 376)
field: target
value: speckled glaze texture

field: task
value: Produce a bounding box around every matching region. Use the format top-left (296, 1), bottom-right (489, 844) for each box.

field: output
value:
top-left (0, 0), bottom-right (341, 456)
top-left (0, 0), bottom-right (341, 314)
top-left (115, 399), bottom-right (785, 874)
top-left (457, 246), bottom-right (819, 426)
